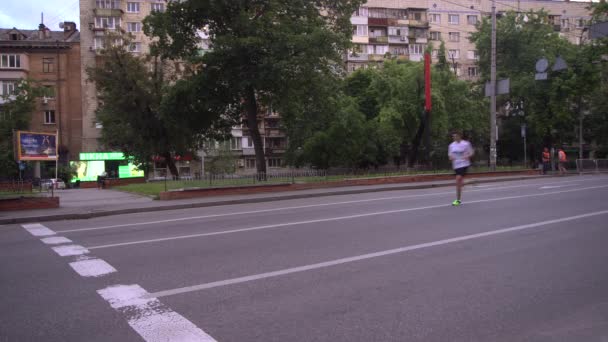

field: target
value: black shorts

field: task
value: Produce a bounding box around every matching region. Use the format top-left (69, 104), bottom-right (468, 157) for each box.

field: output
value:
top-left (454, 167), bottom-right (468, 176)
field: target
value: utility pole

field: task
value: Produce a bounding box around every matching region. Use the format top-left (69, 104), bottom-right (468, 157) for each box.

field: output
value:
top-left (490, 0), bottom-right (497, 171)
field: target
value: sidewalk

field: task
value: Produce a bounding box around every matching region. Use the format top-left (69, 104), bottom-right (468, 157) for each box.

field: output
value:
top-left (0, 174), bottom-right (550, 225)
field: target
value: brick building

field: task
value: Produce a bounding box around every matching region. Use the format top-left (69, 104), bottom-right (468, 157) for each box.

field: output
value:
top-left (0, 21), bottom-right (82, 164)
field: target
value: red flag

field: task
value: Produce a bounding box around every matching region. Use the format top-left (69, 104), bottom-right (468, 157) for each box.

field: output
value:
top-left (424, 53), bottom-right (432, 112)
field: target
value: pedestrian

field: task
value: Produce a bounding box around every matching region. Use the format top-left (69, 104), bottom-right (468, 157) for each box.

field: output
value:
top-left (448, 131), bottom-right (474, 206)
top-left (558, 148), bottom-right (567, 176)
top-left (542, 147), bottom-right (551, 175)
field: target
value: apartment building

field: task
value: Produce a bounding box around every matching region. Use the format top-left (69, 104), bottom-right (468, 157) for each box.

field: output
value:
top-left (80, 0), bottom-right (288, 175)
top-left (349, 0), bottom-right (592, 80)
top-left (0, 21), bottom-right (82, 163)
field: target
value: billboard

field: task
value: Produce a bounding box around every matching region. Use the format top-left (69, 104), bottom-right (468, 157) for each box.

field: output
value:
top-left (71, 160), bottom-right (105, 182)
top-left (16, 131), bottom-right (57, 161)
top-left (118, 163), bottom-right (144, 178)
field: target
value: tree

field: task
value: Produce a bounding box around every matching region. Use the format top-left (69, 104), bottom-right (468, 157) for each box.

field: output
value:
top-left (87, 34), bottom-right (228, 178)
top-left (470, 10), bottom-right (587, 163)
top-left (145, 0), bottom-right (364, 176)
top-left (0, 80), bottom-right (36, 178)
top-left (299, 61), bottom-right (486, 169)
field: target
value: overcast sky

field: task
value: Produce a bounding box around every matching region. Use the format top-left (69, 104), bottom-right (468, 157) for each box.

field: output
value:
top-left (0, 0), bottom-right (79, 31)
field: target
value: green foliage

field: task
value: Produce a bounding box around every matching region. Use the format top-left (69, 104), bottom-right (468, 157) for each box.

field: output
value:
top-left (470, 9), bottom-right (608, 160)
top-left (87, 33), bottom-right (225, 177)
top-left (144, 0), bottom-right (364, 174)
top-left (206, 146), bottom-right (237, 174)
top-left (299, 61), bottom-right (487, 169)
top-left (0, 80), bottom-right (37, 178)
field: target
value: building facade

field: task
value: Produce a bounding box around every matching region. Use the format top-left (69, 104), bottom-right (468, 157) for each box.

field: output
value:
top-left (79, 0), bottom-right (288, 176)
top-left (0, 22), bottom-right (82, 163)
top-left (349, 0), bottom-right (592, 80)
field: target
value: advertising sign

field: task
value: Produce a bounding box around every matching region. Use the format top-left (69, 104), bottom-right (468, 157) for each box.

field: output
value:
top-left (79, 152), bottom-right (126, 161)
top-left (71, 160), bottom-right (105, 182)
top-left (16, 131), bottom-right (57, 161)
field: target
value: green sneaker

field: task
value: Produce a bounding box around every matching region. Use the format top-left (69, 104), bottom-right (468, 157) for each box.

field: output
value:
top-left (452, 199), bottom-right (461, 206)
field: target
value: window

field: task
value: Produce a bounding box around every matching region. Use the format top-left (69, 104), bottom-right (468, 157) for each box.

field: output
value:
top-left (128, 42), bottom-right (141, 52)
top-left (448, 32), bottom-right (460, 42)
top-left (96, 0), bottom-right (120, 8)
top-left (411, 12), bottom-right (422, 21)
top-left (432, 49), bottom-right (439, 58)
top-left (467, 50), bottom-right (479, 60)
top-left (127, 22), bottom-right (141, 33)
top-left (390, 46), bottom-right (407, 55)
top-left (94, 37), bottom-right (105, 50)
top-left (42, 86), bottom-right (55, 99)
top-left (448, 49), bottom-right (460, 59)
top-left (268, 158), bottom-right (282, 168)
top-left (95, 122), bottom-right (103, 129)
top-left (576, 19), bottom-right (585, 28)
top-left (231, 137), bottom-right (242, 150)
top-left (430, 31), bottom-right (441, 40)
top-left (409, 44), bottom-right (423, 55)
top-left (151, 3), bottom-right (165, 12)
top-left (245, 137), bottom-right (254, 148)
top-left (95, 17), bottom-right (120, 29)
top-left (368, 45), bottom-right (388, 55)
top-left (126, 2), bottom-right (140, 13)
top-left (246, 159), bottom-right (256, 169)
top-left (1, 54), bottom-right (21, 68)
top-left (448, 14), bottom-right (460, 24)
top-left (353, 25), bottom-right (368, 36)
top-left (468, 67), bottom-right (479, 77)
top-left (561, 19), bottom-right (569, 29)
top-left (0, 81), bottom-right (17, 96)
top-left (467, 15), bottom-right (478, 25)
top-left (42, 57), bottom-right (54, 73)
top-left (44, 110), bottom-right (56, 124)
top-left (429, 14), bottom-right (440, 23)
top-left (388, 27), bottom-right (404, 36)
top-left (353, 7), bottom-right (368, 17)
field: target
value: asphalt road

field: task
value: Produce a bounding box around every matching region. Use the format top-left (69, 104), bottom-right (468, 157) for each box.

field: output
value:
top-left (2, 175), bottom-right (608, 342)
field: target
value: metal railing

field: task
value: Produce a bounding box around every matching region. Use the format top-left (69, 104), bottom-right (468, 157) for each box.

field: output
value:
top-left (148, 163), bottom-right (530, 192)
top-left (576, 159), bottom-right (608, 173)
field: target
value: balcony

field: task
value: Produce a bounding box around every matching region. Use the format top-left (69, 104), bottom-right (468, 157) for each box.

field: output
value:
top-left (350, 16), bottom-right (368, 25)
top-left (242, 148), bottom-right (256, 156)
top-left (369, 54), bottom-right (385, 61)
top-left (368, 18), bottom-right (389, 26)
top-left (388, 35), bottom-right (408, 44)
top-left (266, 129), bottom-right (285, 137)
top-left (265, 148), bottom-right (287, 155)
top-left (347, 53), bottom-right (369, 61)
top-left (352, 35), bottom-right (369, 44)
top-left (408, 19), bottom-right (429, 28)
top-left (94, 8), bottom-right (123, 17)
top-left (369, 36), bottom-right (388, 44)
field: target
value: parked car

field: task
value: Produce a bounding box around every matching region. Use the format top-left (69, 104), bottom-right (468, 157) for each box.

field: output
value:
top-left (40, 178), bottom-right (66, 190)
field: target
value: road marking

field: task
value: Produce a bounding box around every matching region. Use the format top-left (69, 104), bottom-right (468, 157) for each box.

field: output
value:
top-left (41, 236), bottom-right (72, 245)
top-left (22, 223), bottom-right (55, 236)
top-left (98, 284), bottom-right (216, 342)
top-left (539, 184), bottom-right (578, 189)
top-left (87, 184), bottom-right (608, 250)
top-left (69, 258), bottom-right (117, 277)
top-left (147, 209), bottom-right (608, 298)
top-left (52, 244), bottom-right (90, 257)
top-left (57, 177), bottom-right (598, 234)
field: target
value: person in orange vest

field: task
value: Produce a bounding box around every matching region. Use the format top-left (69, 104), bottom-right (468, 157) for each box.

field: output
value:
top-left (542, 147), bottom-right (550, 174)
top-left (558, 148), bottom-right (567, 176)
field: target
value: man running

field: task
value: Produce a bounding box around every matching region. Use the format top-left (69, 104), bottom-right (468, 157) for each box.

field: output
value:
top-left (448, 131), bottom-right (474, 206)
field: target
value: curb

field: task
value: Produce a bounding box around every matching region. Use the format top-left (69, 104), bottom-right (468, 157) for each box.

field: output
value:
top-left (0, 175), bottom-right (549, 225)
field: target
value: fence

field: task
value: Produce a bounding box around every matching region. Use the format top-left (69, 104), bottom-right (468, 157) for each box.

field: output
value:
top-left (147, 163), bottom-right (529, 192)
top-left (576, 159), bottom-right (608, 173)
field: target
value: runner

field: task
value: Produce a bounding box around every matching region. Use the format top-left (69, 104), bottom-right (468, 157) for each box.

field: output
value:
top-left (448, 131), bottom-right (474, 206)
top-left (558, 148), bottom-right (567, 176)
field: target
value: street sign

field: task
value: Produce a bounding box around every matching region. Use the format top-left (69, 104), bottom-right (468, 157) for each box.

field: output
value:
top-left (521, 123), bottom-right (526, 138)
top-left (485, 78), bottom-right (510, 97)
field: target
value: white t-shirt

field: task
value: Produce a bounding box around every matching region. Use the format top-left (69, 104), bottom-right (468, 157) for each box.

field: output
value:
top-left (448, 140), bottom-right (473, 169)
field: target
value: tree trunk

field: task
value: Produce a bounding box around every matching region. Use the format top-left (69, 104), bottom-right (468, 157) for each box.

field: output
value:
top-left (245, 86), bottom-right (267, 180)
top-left (163, 151), bottom-right (179, 179)
top-left (408, 112), bottom-right (426, 167)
